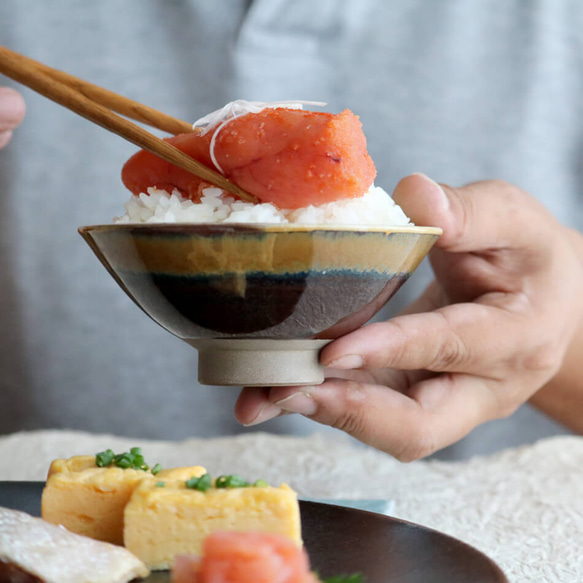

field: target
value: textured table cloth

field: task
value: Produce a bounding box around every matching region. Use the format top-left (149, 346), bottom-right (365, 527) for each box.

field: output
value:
top-left (0, 430), bottom-right (581, 583)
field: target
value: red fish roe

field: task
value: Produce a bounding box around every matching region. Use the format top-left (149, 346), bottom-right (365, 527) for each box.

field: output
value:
top-left (121, 108), bottom-right (376, 210)
top-left (172, 531), bottom-right (317, 583)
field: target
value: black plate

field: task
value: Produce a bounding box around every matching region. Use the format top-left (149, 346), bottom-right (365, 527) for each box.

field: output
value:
top-left (0, 482), bottom-right (507, 583)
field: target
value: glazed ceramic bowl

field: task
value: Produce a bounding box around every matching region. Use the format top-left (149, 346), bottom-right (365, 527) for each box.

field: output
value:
top-left (79, 224), bottom-right (441, 386)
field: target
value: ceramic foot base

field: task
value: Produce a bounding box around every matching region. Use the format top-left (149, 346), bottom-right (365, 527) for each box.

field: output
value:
top-left (186, 339), bottom-right (331, 386)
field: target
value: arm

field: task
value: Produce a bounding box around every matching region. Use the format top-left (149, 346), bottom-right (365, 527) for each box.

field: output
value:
top-left (529, 228), bottom-right (583, 433)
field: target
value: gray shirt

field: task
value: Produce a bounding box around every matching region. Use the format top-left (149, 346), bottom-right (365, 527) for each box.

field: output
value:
top-left (0, 0), bottom-right (579, 458)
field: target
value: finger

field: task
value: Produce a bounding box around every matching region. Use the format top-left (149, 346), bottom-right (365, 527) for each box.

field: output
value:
top-left (320, 301), bottom-right (528, 377)
top-left (0, 130), bottom-right (13, 149)
top-left (325, 360), bottom-right (432, 390)
top-left (234, 366), bottom-right (431, 429)
top-left (234, 387), bottom-right (283, 426)
top-left (266, 374), bottom-right (499, 460)
top-left (393, 173), bottom-right (553, 253)
top-left (0, 87), bottom-right (26, 131)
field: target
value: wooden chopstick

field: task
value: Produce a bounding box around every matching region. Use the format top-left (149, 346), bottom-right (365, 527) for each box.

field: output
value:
top-left (0, 46), bottom-right (257, 203)
top-left (32, 60), bottom-right (194, 136)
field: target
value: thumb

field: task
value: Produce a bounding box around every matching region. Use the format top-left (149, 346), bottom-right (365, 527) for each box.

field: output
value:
top-left (392, 174), bottom-right (547, 253)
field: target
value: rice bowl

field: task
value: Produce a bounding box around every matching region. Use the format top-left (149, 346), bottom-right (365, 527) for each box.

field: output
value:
top-left (81, 100), bottom-right (440, 386)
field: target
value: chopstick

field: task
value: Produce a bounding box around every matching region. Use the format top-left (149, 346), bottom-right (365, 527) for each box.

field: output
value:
top-left (31, 60), bottom-right (194, 136)
top-left (0, 46), bottom-right (258, 203)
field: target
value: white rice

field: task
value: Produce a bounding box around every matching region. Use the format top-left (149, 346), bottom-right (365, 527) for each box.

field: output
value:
top-left (113, 184), bottom-right (412, 226)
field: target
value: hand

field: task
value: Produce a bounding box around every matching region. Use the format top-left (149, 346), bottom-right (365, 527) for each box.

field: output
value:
top-left (234, 174), bottom-right (583, 460)
top-left (0, 87), bottom-right (25, 148)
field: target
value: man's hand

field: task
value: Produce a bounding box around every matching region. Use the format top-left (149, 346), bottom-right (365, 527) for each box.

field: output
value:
top-left (0, 87), bottom-right (25, 148)
top-left (234, 174), bottom-right (583, 460)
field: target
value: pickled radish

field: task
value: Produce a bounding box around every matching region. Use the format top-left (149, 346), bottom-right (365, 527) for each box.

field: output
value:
top-left (121, 108), bottom-right (376, 210)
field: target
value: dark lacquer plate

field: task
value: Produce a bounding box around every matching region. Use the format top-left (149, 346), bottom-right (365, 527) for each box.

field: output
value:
top-left (0, 482), bottom-right (507, 583)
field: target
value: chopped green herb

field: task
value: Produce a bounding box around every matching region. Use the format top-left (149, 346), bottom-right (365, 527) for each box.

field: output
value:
top-left (322, 575), bottom-right (364, 583)
top-left (94, 448), bottom-right (159, 473)
top-left (197, 473), bottom-right (212, 491)
top-left (95, 449), bottom-right (115, 468)
top-left (114, 453), bottom-right (132, 469)
top-left (215, 475), bottom-right (251, 488)
top-left (151, 463), bottom-right (162, 475)
top-left (186, 473), bottom-right (213, 491)
top-left (253, 479), bottom-right (269, 488)
top-left (155, 481), bottom-right (166, 488)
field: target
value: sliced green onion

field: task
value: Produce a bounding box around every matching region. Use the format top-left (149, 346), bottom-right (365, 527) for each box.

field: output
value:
top-left (114, 453), bottom-right (132, 469)
top-left (253, 479), bottom-right (269, 488)
top-left (155, 481), bottom-right (166, 488)
top-left (323, 574), bottom-right (364, 583)
top-left (151, 463), bottom-right (162, 475)
top-left (215, 476), bottom-right (228, 488)
top-left (197, 473), bottom-right (212, 491)
top-left (94, 448), bottom-right (156, 472)
top-left (215, 475), bottom-right (251, 488)
top-left (227, 475), bottom-right (251, 488)
top-left (186, 473), bottom-right (212, 491)
top-left (95, 449), bottom-right (115, 467)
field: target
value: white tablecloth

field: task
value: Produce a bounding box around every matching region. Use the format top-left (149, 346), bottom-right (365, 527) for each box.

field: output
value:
top-left (1, 430), bottom-right (582, 582)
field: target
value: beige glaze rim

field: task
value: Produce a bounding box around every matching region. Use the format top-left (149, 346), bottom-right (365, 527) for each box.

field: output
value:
top-left (79, 223), bottom-right (443, 236)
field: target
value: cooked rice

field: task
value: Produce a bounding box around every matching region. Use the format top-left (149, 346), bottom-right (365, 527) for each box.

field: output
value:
top-left (113, 184), bottom-right (412, 226)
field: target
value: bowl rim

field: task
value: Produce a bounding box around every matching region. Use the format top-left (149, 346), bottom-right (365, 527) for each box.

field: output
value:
top-left (78, 223), bottom-right (443, 236)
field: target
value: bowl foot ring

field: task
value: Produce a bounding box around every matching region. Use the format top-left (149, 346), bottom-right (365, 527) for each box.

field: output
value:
top-left (186, 339), bottom-right (331, 386)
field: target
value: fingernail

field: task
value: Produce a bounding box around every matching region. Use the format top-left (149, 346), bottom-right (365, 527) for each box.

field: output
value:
top-left (411, 172), bottom-right (449, 210)
top-left (243, 402), bottom-right (282, 426)
top-left (326, 354), bottom-right (364, 369)
top-left (275, 392), bottom-right (317, 416)
top-left (0, 88), bottom-right (25, 128)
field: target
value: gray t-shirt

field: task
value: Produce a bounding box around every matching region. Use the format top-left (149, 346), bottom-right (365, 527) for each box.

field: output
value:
top-left (0, 0), bottom-right (579, 459)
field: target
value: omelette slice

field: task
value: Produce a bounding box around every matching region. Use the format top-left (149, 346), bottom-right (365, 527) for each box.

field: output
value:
top-left (125, 476), bottom-right (301, 571)
top-left (42, 452), bottom-right (206, 546)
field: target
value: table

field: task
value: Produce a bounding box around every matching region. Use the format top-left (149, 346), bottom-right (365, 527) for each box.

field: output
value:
top-left (0, 429), bottom-right (581, 582)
